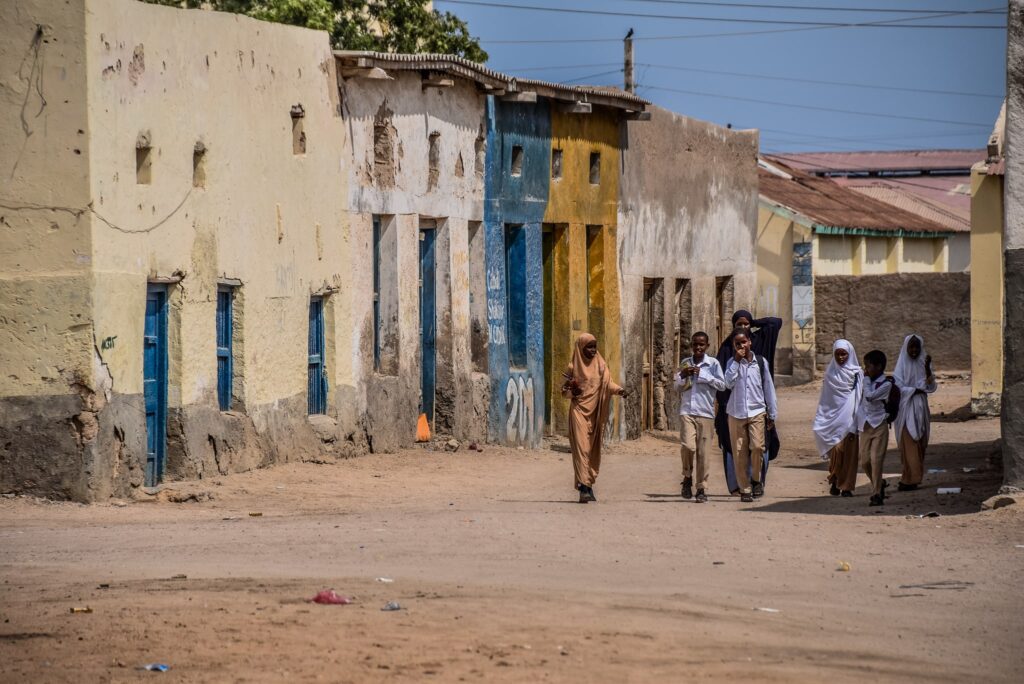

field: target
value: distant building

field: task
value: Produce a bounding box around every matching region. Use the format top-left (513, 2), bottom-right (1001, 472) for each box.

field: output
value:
top-left (757, 158), bottom-right (970, 383)
top-left (776, 150), bottom-right (983, 273)
top-left (970, 105), bottom-right (1007, 416)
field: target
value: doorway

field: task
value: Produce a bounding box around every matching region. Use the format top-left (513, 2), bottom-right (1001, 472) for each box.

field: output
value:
top-left (307, 296), bottom-right (327, 415)
top-left (144, 285), bottom-right (168, 486)
top-left (642, 279), bottom-right (655, 431)
top-left (419, 220), bottom-right (437, 426)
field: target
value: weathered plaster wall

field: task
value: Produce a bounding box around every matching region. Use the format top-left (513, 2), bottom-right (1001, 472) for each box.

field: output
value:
top-left (1002, 0), bottom-right (1024, 491)
top-left (754, 206), bottom-right (813, 381)
top-left (814, 273), bottom-right (971, 370)
top-left (0, 0), bottom-right (99, 499)
top-left (343, 73), bottom-right (486, 446)
top-left (969, 167), bottom-right (1004, 415)
top-left (618, 106), bottom-right (758, 437)
top-left (483, 97), bottom-right (548, 447)
top-left (544, 108), bottom-right (622, 436)
top-left (32, 0), bottom-right (352, 500)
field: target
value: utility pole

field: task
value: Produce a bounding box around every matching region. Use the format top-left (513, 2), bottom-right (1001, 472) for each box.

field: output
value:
top-left (624, 28), bottom-right (634, 93)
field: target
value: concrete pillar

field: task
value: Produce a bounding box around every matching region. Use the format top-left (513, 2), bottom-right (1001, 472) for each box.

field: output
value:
top-left (1002, 0), bottom-right (1024, 491)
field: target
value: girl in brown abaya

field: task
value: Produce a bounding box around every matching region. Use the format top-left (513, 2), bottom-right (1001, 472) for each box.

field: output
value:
top-left (561, 333), bottom-right (629, 503)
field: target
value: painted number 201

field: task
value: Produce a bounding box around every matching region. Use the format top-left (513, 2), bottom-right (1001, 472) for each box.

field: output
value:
top-left (505, 376), bottom-right (534, 444)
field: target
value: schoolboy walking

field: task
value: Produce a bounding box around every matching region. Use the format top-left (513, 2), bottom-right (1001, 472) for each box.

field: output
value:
top-left (674, 332), bottom-right (726, 503)
top-left (858, 349), bottom-right (895, 506)
top-left (724, 328), bottom-right (778, 503)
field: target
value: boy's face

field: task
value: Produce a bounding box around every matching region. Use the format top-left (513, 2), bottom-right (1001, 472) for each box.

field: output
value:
top-left (907, 337), bottom-right (922, 359)
top-left (864, 360), bottom-right (883, 378)
top-left (834, 348), bottom-right (849, 366)
top-left (733, 333), bottom-right (751, 356)
top-left (691, 335), bottom-right (708, 357)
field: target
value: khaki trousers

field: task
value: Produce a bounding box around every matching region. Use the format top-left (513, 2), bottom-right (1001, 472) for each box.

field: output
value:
top-left (727, 413), bottom-right (766, 495)
top-left (827, 433), bottom-right (860, 493)
top-left (859, 421), bottom-right (889, 496)
top-left (680, 414), bottom-right (714, 491)
top-left (899, 427), bottom-right (927, 486)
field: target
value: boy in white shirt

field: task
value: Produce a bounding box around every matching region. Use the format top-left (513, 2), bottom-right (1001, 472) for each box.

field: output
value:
top-left (674, 332), bottom-right (726, 503)
top-left (724, 328), bottom-right (778, 503)
top-left (858, 349), bottom-right (894, 506)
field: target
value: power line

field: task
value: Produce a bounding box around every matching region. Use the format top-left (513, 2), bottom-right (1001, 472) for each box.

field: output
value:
top-left (499, 61), bottom-right (1003, 99)
top-left (756, 126), bottom-right (990, 144)
top-left (561, 69), bottom-right (624, 84)
top-left (616, 0), bottom-right (1003, 14)
top-left (641, 84), bottom-right (993, 127)
top-left (440, 0), bottom-right (1006, 28)
top-left (479, 5), bottom-right (1006, 43)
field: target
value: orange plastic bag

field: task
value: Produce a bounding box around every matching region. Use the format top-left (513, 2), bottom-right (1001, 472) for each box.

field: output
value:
top-left (416, 414), bottom-right (431, 442)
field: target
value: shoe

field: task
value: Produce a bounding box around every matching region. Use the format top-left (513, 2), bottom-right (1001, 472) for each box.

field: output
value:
top-left (830, 484), bottom-right (841, 496)
top-left (729, 489), bottom-right (740, 497)
top-left (897, 482), bottom-right (918, 492)
top-left (578, 491), bottom-right (588, 504)
top-left (869, 494), bottom-right (884, 506)
top-left (681, 477), bottom-right (693, 500)
top-left (752, 481), bottom-right (764, 498)
top-left (695, 489), bottom-right (707, 503)
top-left (584, 486), bottom-right (597, 503)
top-left (841, 490), bottom-right (853, 497)
top-left (740, 492), bottom-right (754, 503)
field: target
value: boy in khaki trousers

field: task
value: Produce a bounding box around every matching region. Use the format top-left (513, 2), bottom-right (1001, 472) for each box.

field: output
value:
top-left (674, 332), bottom-right (726, 503)
top-left (858, 349), bottom-right (894, 506)
top-left (724, 329), bottom-right (778, 503)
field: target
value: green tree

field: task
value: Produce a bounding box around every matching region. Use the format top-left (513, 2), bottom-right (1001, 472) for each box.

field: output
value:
top-left (143, 1), bottom-right (488, 62)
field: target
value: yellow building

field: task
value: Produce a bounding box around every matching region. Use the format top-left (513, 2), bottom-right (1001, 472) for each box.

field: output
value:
top-left (969, 105), bottom-right (1006, 415)
top-left (757, 158), bottom-right (970, 381)
top-left (543, 109), bottom-right (625, 436)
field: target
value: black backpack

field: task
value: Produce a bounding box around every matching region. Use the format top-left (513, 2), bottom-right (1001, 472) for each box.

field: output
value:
top-left (884, 376), bottom-right (901, 425)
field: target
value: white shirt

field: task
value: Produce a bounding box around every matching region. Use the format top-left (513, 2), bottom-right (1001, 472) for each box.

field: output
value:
top-left (858, 374), bottom-right (892, 431)
top-left (724, 353), bottom-right (778, 421)
top-left (674, 356), bottom-right (726, 419)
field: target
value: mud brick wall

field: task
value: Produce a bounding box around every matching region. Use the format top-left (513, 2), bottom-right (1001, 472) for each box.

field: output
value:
top-left (814, 273), bottom-right (971, 370)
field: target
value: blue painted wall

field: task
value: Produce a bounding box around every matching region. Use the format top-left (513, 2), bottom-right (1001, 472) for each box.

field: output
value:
top-left (484, 96), bottom-right (550, 447)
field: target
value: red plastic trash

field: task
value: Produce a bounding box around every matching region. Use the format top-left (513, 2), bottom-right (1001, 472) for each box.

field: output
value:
top-left (311, 590), bottom-right (352, 605)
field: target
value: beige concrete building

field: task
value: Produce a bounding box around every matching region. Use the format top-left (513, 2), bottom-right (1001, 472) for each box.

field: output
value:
top-left (969, 105), bottom-right (1006, 416)
top-left (757, 158), bottom-right (970, 382)
top-left (618, 108), bottom-right (759, 434)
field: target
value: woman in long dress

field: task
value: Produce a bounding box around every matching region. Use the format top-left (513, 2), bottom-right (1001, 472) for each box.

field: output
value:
top-left (813, 339), bottom-right (863, 497)
top-left (561, 333), bottom-right (629, 503)
top-left (893, 334), bottom-right (937, 491)
top-left (715, 310), bottom-right (783, 494)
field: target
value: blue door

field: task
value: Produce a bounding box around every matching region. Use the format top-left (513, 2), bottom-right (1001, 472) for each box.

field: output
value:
top-left (419, 225), bottom-right (437, 424)
top-left (308, 297), bottom-right (327, 414)
top-left (144, 285), bottom-right (168, 486)
top-left (216, 287), bottom-right (233, 411)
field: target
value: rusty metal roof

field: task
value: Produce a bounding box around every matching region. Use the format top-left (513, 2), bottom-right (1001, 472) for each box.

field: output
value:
top-left (759, 159), bottom-right (954, 236)
top-left (842, 182), bottom-right (969, 233)
top-left (334, 51), bottom-right (649, 112)
top-left (774, 149), bottom-right (985, 174)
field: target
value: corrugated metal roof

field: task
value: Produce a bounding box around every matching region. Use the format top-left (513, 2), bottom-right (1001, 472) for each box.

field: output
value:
top-left (842, 182), bottom-right (969, 233)
top-left (759, 160), bottom-right (953, 235)
top-left (827, 174), bottom-right (971, 217)
top-left (333, 51), bottom-right (649, 111)
top-left (775, 149), bottom-right (985, 174)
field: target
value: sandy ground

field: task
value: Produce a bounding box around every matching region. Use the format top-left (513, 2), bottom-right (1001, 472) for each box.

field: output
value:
top-left (1, 378), bottom-right (1022, 683)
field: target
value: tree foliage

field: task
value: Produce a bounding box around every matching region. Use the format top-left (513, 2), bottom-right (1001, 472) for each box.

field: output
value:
top-left (144, 1), bottom-right (488, 62)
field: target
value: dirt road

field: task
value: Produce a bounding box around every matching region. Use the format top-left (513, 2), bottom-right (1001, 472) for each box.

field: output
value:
top-left (2, 379), bottom-right (1022, 682)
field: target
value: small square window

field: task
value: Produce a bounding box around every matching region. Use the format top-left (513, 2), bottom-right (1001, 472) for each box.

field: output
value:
top-left (551, 149), bottom-right (563, 179)
top-left (589, 152), bottom-right (601, 185)
top-left (192, 141), bottom-right (207, 189)
top-left (511, 145), bottom-right (524, 177)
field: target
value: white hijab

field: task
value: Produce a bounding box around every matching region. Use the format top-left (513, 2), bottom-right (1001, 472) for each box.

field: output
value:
top-left (813, 339), bottom-right (863, 458)
top-left (894, 334), bottom-right (932, 443)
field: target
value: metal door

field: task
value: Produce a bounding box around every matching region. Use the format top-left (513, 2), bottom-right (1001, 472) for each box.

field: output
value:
top-left (419, 224), bottom-right (437, 425)
top-left (308, 297), bottom-right (327, 414)
top-left (642, 280), bottom-right (654, 431)
top-left (216, 287), bottom-right (233, 411)
top-left (144, 285), bottom-right (168, 486)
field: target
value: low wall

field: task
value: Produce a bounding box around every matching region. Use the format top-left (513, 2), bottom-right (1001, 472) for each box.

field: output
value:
top-left (815, 273), bottom-right (971, 370)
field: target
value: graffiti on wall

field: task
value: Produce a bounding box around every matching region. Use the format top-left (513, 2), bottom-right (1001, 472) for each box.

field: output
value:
top-left (792, 242), bottom-right (814, 350)
top-left (505, 373), bottom-right (535, 443)
top-left (486, 269), bottom-right (506, 345)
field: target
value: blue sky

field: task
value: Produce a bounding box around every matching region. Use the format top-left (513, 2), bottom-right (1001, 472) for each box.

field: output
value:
top-left (433, 0), bottom-right (1007, 152)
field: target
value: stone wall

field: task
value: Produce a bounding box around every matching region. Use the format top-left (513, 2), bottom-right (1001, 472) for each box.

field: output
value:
top-left (814, 273), bottom-right (971, 371)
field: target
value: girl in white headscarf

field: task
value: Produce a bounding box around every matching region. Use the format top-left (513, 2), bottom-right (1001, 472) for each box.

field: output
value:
top-left (813, 339), bottom-right (863, 497)
top-left (893, 334), bottom-right (937, 491)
